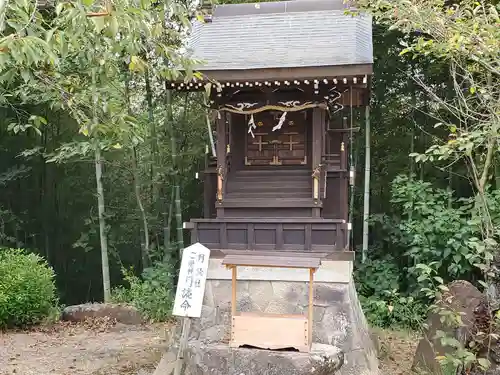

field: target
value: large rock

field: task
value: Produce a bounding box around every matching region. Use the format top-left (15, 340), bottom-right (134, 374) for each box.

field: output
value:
top-left (182, 341), bottom-right (345, 375)
top-left (62, 303), bottom-right (144, 325)
top-left (469, 297), bottom-right (500, 375)
top-left (412, 280), bottom-right (485, 374)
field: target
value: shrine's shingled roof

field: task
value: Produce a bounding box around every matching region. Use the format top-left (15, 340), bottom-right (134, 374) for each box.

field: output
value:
top-left (188, 0), bottom-right (373, 72)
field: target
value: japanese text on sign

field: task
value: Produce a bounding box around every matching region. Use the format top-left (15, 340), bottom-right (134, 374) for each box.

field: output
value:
top-left (172, 243), bottom-right (211, 318)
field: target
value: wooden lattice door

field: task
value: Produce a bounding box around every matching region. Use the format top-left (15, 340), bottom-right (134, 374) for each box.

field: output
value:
top-left (245, 112), bottom-right (307, 166)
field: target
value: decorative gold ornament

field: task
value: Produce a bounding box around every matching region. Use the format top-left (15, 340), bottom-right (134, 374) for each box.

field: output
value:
top-left (288, 120), bottom-right (295, 126)
top-left (257, 121), bottom-right (264, 127)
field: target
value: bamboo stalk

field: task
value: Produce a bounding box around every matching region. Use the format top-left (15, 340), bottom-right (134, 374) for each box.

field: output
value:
top-left (361, 105), bottom-right (371, 264)
top-left (132, 147), bottom-right (150, 268)
top-left (0, 0), bottom-right (7, 33)
top-left (125, 71), bottom-right (150, 268)
top-left (165, 87), bottom-right (185, 255)
top-left (145, 67), bottom-right (160, 209)
top-left (163, 187), bottom-right (175, 262)
top-left (203, 93), bottom-right (216, 158)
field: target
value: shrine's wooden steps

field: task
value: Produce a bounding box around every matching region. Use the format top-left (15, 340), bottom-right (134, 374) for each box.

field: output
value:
top-left (222, 168), bottom-right (318, 217)
top-left (226, 168), bottom-right (311, 199)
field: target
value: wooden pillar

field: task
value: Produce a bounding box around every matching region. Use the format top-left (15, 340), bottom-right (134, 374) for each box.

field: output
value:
top-left (216, 112), bottom-right (226, 218)
top-left (226, 112), bottom-right (232, 158)
top-left (312, 108), bottom-right (324, 218)
top-left (311, 108), bottom-right (323, 169)
top-left (340, 115), bottom-right (349, 223)
top-left (216, 112), bottom-right (227, 172)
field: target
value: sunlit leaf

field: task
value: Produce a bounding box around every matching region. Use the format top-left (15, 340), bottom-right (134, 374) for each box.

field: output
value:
top-left (80, 127), bottom-right (90, 137)
top-left (92, 17), bottom-right (106, 33)
top-left (195, 13), bottom-right (205, 23)
top-left (109, 16), bottom-right (119, 37)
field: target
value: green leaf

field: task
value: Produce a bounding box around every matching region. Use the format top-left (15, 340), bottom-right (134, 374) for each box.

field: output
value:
top-left (92, 17), bottom-right (106, 33)
top-left (55, 2), bottom-right (64, 15)
top-left (45, 28), bottom-right (57, 44)
top-left (129, 56), bottom-right (145, 72)
top-left (433, 276), bottom-right (444, 284)
top-left (109, 16), bottom-right (119, 37)
top-left (477, 358), bottom-right (490, 370)
top-left (438, 284), bottom-right (449, 292)
top-left (82, 0), bottom-right (94, 6)
top-left (59, 32), bottom-right (68, 58)
top-left (20, 69), bottom-right (30, 83)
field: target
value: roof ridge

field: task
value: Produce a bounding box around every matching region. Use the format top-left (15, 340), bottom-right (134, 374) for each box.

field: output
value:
top-left (213, 0), bottom-right (354, 18)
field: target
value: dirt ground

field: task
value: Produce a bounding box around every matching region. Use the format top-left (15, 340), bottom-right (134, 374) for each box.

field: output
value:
top-left (1, 319), bottom-right (418, 375)
top-left (0, 320), bottom-right (170, 375)
top-left (375, 328), bottom-right (420, 375)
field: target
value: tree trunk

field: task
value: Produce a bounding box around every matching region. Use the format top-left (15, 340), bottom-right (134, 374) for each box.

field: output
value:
top-left (92, 67), bottom-right (111, 302)
top-left (94, 143), bottom-right (111, 302)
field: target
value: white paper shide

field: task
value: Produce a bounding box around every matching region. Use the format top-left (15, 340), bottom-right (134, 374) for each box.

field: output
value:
top-left (172, 243), bottom-right (211, 318)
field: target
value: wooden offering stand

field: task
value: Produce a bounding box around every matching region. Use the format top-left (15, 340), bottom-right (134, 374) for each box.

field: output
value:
top-left (222, 253), bottom-right (321, 353)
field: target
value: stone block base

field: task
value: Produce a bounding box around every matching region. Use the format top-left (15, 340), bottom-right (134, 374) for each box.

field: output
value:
top-left (182, 341), bottom-right (344, 375)
top-left (173, 260), bottom-right (379, 374)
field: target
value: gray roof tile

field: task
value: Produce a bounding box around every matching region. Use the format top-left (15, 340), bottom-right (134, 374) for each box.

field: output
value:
top-left (188, 0), bottom-right (373, 71)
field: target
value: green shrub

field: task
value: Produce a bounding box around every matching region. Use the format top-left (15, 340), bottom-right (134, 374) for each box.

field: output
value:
top-left (359, 292), bottom-right (427, 329)
top-left (354, 255), bottom-right (427, 329)
top-left (112, 262), bottom-right (175, 322)
top-left (354, 255), bottom-right (401, 297)
top-left (0, 248), bottom-right (59, 328)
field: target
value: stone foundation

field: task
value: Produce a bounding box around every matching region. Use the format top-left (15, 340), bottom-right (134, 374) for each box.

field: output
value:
top-left (182, 341), bottom-right (345, 375)
top-left (180, 259), bottom-right (379, 375)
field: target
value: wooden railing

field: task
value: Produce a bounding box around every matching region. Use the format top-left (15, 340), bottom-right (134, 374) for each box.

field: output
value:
top-left (186, 217), bottom-right (348, 252)
top-left (323, 116), bottom-right (352, 172)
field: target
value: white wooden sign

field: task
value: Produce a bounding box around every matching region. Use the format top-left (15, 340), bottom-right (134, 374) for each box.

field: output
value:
top-left (172, 243), bottom-right (211, 318)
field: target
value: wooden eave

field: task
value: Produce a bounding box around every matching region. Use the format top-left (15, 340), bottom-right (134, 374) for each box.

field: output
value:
top-left (168, 63), bottom-right (373, 92)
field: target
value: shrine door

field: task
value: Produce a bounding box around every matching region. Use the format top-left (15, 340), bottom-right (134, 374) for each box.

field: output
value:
top-left (245, 111), bottom-right (307, 166)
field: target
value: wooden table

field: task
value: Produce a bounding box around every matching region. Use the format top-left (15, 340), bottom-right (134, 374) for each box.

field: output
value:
top-left (222, 253), bottom-right (321, 353)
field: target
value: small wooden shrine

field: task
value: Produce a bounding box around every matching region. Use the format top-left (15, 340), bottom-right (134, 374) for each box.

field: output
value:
top-left (171, 0), bottom-right (373, 353)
